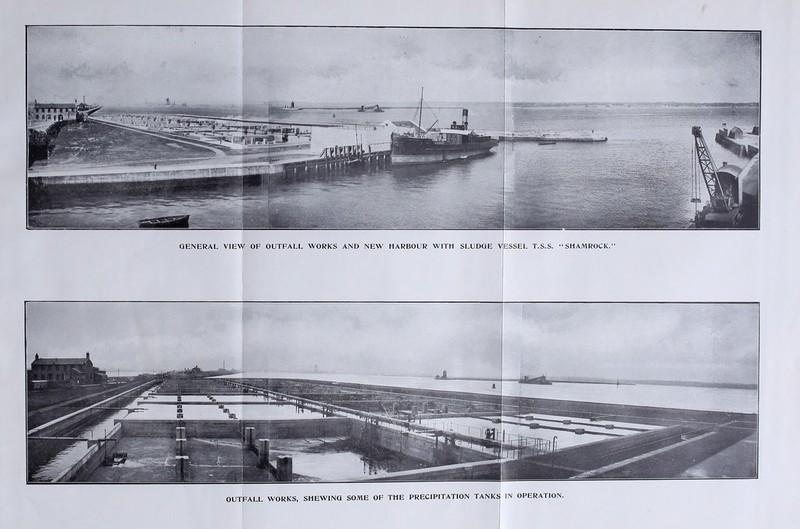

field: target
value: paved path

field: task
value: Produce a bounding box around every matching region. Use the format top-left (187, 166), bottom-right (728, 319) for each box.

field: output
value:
top-left (90, 117), bottom-right (227, 157)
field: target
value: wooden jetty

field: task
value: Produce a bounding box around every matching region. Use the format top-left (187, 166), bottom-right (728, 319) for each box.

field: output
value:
top-left (281, 144), bottom-right (390, 177)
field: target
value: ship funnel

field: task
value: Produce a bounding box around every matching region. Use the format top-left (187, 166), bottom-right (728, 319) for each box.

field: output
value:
top-left (462, 109), bottom-right (469, 129)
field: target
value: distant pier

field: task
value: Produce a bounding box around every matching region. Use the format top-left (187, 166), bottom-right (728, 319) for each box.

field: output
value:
top-left (495, 131), bottom-right (608, 143)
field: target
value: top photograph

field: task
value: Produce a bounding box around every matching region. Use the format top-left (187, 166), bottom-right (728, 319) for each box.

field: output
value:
top-left (26, 26), bottom-right (760, 230)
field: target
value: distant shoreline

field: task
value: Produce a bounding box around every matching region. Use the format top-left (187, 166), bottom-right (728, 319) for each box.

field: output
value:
top-left (222, 372), bottom-right (757, 391)
top-left (86, 101), bottom-right (761, 112)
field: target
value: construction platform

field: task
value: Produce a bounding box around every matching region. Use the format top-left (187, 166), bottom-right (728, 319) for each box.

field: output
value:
top-left (715, 125), bottom-right (759, 158)
top-left (27, 377), bottom-right (757, 483)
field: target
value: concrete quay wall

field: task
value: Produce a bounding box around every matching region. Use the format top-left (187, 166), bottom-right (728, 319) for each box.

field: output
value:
top-left (28, 380), bottom-right (159, 439)
top-left (28, 380), bottom-right (155, 430)
top-left (29, 151), bottom-right (389, 191)
top-left (588, 423), bottom-right (755, 479)
top-left (350, 420), bottom-right (494, 466)
top-left (249, 417), bottom-right (353, 439)
top-left (119, 417), bottom-right (353, 439)
top-left (29, 162), bottom-right (283, 189)
top-left (364, 459), bottom-right (502, 482)
top-left (501, 425), bottom-right (695, 480)
top-left (366, 425), bottom-right (700, 482)
top-left (27, 381), bottom-right (158, 477)
top-left (715, 130), bottom-right (759, 158)
top-left (116, 416), bottom-right (489, 469)
top-left (54, 423), bottom-right (124, 483)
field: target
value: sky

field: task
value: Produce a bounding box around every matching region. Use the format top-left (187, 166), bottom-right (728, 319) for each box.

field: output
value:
top-left (27, 27), bottom-right (760, 105)
top-left (25, 302), bottom-right (758, 384)
top-left (501, 304), bottom-right (758, 384)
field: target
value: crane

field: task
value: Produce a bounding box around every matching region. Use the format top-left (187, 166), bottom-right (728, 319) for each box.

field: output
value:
top-left (691, 126), bottom-right (735, 213)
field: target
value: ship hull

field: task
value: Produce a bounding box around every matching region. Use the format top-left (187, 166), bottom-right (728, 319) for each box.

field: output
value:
top-left (391, 136), bottom-right (498, 166)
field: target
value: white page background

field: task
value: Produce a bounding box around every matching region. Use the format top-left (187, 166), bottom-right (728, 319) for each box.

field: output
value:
top-left (1, 1), bottom-right (798, 528)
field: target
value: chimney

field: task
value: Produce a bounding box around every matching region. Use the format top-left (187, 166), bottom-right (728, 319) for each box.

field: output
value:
top-left (35, 353), bottom-right (39, 360)
top-left (86, 351), bottom-right (90, 359)
top-left (462, 109), bottom-right (468, 129)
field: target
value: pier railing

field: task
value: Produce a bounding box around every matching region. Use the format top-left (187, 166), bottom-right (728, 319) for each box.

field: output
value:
top-left (425, 419), bottom-right (552, 459)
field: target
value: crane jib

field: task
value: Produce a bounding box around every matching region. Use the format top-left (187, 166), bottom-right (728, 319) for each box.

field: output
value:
top-left (692, 126), bottom-right (731, 212)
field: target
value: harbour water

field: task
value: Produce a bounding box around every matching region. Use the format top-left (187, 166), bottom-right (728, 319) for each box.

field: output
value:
top-left (224, 372), bottom-right (758, 414)
top-left (28, 103), bottom-right (758, 229)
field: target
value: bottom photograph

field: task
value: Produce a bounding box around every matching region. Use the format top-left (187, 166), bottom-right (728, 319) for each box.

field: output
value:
top-left (25, 302), bottom-right (758, 484)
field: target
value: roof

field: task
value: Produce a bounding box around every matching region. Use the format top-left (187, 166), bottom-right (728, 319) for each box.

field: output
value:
top-left (32, 357), bottom-right (89, 366)
top-left (32, 103), bottom-right (77, 110)
top-left (389, 121), bottom-right (424, 132)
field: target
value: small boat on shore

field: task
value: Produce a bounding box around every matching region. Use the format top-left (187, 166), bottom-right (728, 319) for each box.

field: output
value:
top-left (538, 140), bottom-right (557, 145)
top-left (138, 214), bottom-right (190, 228)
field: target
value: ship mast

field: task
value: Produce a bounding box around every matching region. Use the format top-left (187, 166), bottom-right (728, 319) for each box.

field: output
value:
top-left (417, 87), bottom-right (424, 137)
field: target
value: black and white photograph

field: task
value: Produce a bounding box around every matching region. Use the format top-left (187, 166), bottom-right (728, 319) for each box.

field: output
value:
top-left (26, 302), bottom-right (758, 484)
top-left (3, 0), bottom-right (798, 527)
top-left (26, 27), bottom-right (760, 230)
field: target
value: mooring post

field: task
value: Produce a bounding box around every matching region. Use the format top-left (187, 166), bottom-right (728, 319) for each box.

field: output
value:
top-left (245, 427), bottom-right (255, 449)
top-left (175, 455), bottom-right (188, 481)
top-left (176, 425), bottom-right (187, 456)
top-left (258, 439), bottom-right (269, 468)
top-left (276, 456), bottom-right (293, 481)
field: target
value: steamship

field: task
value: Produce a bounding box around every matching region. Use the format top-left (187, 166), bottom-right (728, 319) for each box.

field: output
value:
top-left (390, 88), bottom-right (498, 165)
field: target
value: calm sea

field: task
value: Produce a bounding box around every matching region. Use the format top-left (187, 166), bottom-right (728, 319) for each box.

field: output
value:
top-left (223, 371), bottom-right (757, 414)
top-left (28, 103), bottom-right (758, 229)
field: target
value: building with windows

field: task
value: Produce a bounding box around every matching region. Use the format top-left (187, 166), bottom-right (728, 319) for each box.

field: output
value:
top-left (27, 101), bottom-right (78, 124)
top-left (29, 352), bottom-right (108, 386)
